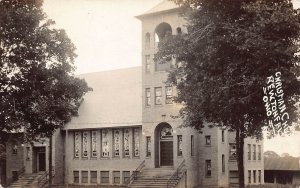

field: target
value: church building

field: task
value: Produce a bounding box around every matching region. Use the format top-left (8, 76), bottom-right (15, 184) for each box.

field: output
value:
top-left (5, 1), bottom-right (264, 188)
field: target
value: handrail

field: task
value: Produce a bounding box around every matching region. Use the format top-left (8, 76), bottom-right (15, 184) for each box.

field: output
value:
top-left (125, 160), bottom-right (145, 186)
top-left (18, 166), bottom-right (25, 178)
top-left (167, 159), bottom-right (186, 188)
top-left (38, 166), bottom-right (55, 188)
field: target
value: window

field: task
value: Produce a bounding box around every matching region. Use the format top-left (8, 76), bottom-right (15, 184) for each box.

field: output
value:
top-left (113, 129), bottom-right (121, 157)
top-left (74, 132), bottom-right (80, 158)
top-left (222, 130), bottom-right (225, 142)
top-left (91, 131), bottom-right (97, 157)
top-left (176, 27), bottom-right (182, 35)
top-left (146, 136), bottom-right (151, 157)
top-left (229, 143), bottom-right (237, 160)
top-left (177, 135), bottom-right (183, 156)
top-left (82, 131), bottom-right (88, 158)
top-left (133, 128), bottom-right (140, 157)
top-left (123, 129), bottom-right (130, 157)
top-left (12, 144), bottom-right (18, 155)
top-left (253, 170), bottom-right (256, 183)
top-left (205, 135), bottom-right (211, 145)
top-left (253, 145), bottom-right (256, 160)
top-left (191, 135), bottom-right (195, 156)
top-left (206, 160), bottom-right (212, 177)
top-left (165, 86), bottom-right (173, 104)
top-left (113, 171), bottom-right (120, 184)
top-left (145, 33), bottom-right (150, 49)
top-left (248, 144), bottom-right (251, 160)
top-left (155, 87), bottom-right (162, 105)
top-left (145, 55), bottom-right (151, 73)
top-left (82, 171), bottom-right (88, 183)
top-left (101, 129), bottom-right (109, 157)
top-left (248, 170), bottom-right (251, 184)
top-left (123, 171), bottom-right (130, 184)
top-left (222, 154), bottom-right (225, 173)
top-left (101, 171), bottom-right (109, 184)
top-left (91, 171), bottom-right (97, 183)
top-left (145, 88), bottom-right (151, 106)
top-left (258, 170), bottom-right (261, 183)
top-left (73, 171), bottom-right (79, 183)
top-left (258, 145), bottom-right (261, 160)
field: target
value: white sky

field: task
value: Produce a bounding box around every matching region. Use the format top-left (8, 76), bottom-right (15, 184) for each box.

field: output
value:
top-left (42, 0), bottom-right (300, 157)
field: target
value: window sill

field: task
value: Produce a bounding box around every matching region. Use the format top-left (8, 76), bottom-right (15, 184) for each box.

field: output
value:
top-left (100, 157), bottom-right (110, 160)
top-left (90, 157), bottom-right (97, 160)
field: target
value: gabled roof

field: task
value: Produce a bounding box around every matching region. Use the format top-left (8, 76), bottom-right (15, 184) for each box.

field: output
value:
top-left (64, 67), bottom-right (142, 130)
top-left (136, 0), bottom-right (181, 19)
top-left (264, 157), bottom-right (300, 171)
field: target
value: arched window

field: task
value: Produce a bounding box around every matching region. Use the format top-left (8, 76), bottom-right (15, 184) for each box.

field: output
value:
top-left (176, 27), bottom-right (182, 35)
top-left (154, 22), bottom-right (172, 45)
top-left (145, 32), bottom-right (150, 49)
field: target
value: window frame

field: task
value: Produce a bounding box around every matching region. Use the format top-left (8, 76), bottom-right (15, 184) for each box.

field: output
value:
top-left (191, 135), bottom-right (195, 156)
top-left (253, 144), bottom-right (256, 160)
top-left (222, 154), bottom-right (225, 173)
top-left (100, 171), bottom-right (110, 184)
top-left (90, 171), bottom-right (97, 184)
top-left (177, 135), bottom-right (183, 156)
top-left (165, 86), bottom-right (173, 104)
top-left (145, 55), bottom-right (151, 73)
top-left (81, 171), bottom-right (88, 184)
top-left (146, 136), bottom-right (151, 157)
top-left (248, 144), bottom-right (251, 160)
top-left (145, 88), bottom-right (151, 106)
top-left (205, 135), bottom-right (211, 145)
top-left (248, 170), bottom-right (251, 184)
top-left (205, 160), bottom-right (212, 177)
top-left (73, 171), bottom-right (79, 184)
top-left (154, 87), bottom-right (162, 105)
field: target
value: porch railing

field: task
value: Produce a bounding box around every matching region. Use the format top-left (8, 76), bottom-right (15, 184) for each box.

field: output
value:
top-left (38, 166), bottom-right (55, 188)
top-left (167, 159), bottom-right (186, 188)
top-left (124, 160), bottom-right (145, 186)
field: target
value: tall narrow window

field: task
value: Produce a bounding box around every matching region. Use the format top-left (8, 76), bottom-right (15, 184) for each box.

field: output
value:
top-left (113, 171), bottom-right (120, 184)
top-left (222, 154), bottom-right (225, 173)
top-left (258, 170), bottom-right (261, 183)
top-left (205, 135), bottom-right (211, 145)
top-left (101, 129), bottom-right (109, 157)
top-left (248, 170), bottom-right (251, 184)
top-left (82, 171), bottom-right (88, 183)
top-left (133, 128), bottom-right (140, 157)
top-left (100, 171), bottom-right (109, 184)
top-left (73, 171), bottom-right (79, 183)
top-left (165, 86), bottom-right (173, 104)
top-left (82, 131), bottom-right (88, 158)
top-left (145, 32), bottom-right (150, 49)
top-left (177, 135), bottom-right (183, 156)
top-left (123, 129), bottom-right (130, 157)
top-left (176, 27), bottom-right (182, 35)
top-left (155, 87), bottom-right (162, 105)
top-left (91, 131), bottom-right (97, 157)
top-left (26, 147), bottom-right (30, 160)
top-left (146, 136), bottom-right (151, 157)
top-left (229, 143), bottom-right (237, 160)
top-left (91, 171), bottom-right (97, 183)
top-left (74, 132), bottom-right (80, 158)
top-left (222, 130), bottom-right (225, 142)
top-left (123, 171), bottom-right (130, 184)
top-left (191, 135), bottom-right (195, 156)
top-left (145, 88), bottom-right (151, 106)
top-left (258, 145), bottom-right (261, 160)
top-left (248, 144), bottom-right (251, 160)
top-left (206, 160), bottom-right (212, 177)
top-left (12, 144), bottom-right (18, 155)
top-left (113, 129), bottom-right (121, 157)
top-left (253, 170), bottom-right (256, 183)
top-left (145, 55), bottom-right (151, 73)
top-left (253, 145), bottom-right (256, 160)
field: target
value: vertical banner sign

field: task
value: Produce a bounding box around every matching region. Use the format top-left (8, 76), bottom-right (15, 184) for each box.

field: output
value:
top-left (263, 72), bottom-right (290, 135)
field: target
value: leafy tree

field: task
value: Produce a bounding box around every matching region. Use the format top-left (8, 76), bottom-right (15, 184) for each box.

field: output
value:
top-left (155, 0), bottom-right (300, 187)
top-left (0, 0), bottom-right (91, 141)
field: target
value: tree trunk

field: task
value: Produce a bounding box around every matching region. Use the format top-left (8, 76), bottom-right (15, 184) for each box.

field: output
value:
top-left (236, 128), bottom-right (245, 188)
top-left (49, 136), bottom-right (52, 188)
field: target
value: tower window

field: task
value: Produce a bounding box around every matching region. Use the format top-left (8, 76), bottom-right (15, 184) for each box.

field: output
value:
top-left (222, 154), bottom-right (225, 173)
top-left (253, 145), bottom-right (256, 160)
top-left (177, 135), bottom-right (183, 156)
top-left (205, 135), bottom-right (211, 145)
top-left (206, 160), bottom-right (212, 177)
top-left (165, 86), bottom-right (173, 104)
top-left (248, 144), bottom-right (251, 160)
top-left (176, 27), bottom-right (182, 35)
top-left (191, 135), bottom-right (195, 156)
top-left (221, 130), bottom-right (225, 142)
top-left (155, 87), bottom-right (162, 105)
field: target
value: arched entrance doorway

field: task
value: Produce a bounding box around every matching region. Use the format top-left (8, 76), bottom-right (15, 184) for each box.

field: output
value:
top-left (155, 122), bottom-right (173, 167)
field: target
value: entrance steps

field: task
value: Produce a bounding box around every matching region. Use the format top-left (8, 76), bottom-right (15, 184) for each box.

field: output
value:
top-left (8, 172), bottom-right (44, 188)
top-left (129, 167), bottom-right (178, 188)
